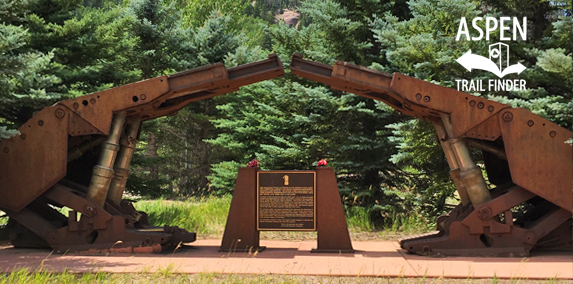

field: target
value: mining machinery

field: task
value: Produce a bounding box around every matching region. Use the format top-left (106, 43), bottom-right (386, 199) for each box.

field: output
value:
top-left (1, 52), bottom-right (570, 256)
top-left (290, 54), bottom-right (572, 256)
top-left (0, 55), bottom-right (284, 253)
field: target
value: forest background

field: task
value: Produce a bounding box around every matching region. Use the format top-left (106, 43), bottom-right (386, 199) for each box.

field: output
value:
top-left (1, 0), bottom-right (571, 229)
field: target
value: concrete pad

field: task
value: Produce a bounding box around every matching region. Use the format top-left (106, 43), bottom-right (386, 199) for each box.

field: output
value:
top-left (0, 240), bottom-right (570, 279)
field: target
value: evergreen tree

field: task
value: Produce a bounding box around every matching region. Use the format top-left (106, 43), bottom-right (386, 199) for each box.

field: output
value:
top-left (125, 0), bottom-right (194, 196)
top-left (208, 0), bottom-right (416, 224)
top-left (133, 12), bottom-right (246, 197)
top-left (0, 0), bottom-right (59, 139)
top-left (169, 0), bottom-right (249, 30)
top-left (26, 0), bottom-right (139, 94)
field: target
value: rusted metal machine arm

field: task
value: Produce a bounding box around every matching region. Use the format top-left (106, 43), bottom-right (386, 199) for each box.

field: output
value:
top-left (129, 55), bottom-right (285, 121)
top-left (291, 53), bottom-right (572, 256)
top-left (291, 53), bottom-right (511, 137)
top-left (0, 54), bottom-right (284, 213)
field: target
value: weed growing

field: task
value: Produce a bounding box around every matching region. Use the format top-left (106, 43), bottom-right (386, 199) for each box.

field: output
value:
top-left (0, 270), bottom-right (569, 284)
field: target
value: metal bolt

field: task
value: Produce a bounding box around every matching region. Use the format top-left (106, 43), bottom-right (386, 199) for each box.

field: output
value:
top-left (140, 94), bottom-right (147, 100)
top-left (549, 131), bottom-right (557, 138)
top-left (20, 134), bottom-right (26, 140)
top-left (487, 106), bottom-right (494, 112)
top-left (38, 120), bottom-right (44, 126)
top-left (73, 102), bottom-right (79, 109)
top-left (527, 120), bottom-right (534, 127)
top-left (415, 93), bottom-right (422, 100)
top-left (90, 98), bottom-right (96, 104)
top-left (523, 232), bottom-right (537, 245)
top-left (55, 108), bottom-right (65, 119)
top-left (84, 205), bottom-right (96, 217)
top-left (478, 206), bottom-right (492, 220)
top-left (469, 100), bottom-right (476, 107)
top-left (423, 96), bottom-right (431, 102)
top-left (502, 112), bottom-right (513, 122)
top-left (3, 147), bottom-right (8, 153)
top-left (477, 102), bottom-right (484, 109)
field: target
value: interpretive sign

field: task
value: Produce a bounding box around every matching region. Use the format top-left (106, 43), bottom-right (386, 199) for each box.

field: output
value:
top-left (220, 167), bottom-right (352, 253)
top-left (257, 171), bottom-right (316, 231)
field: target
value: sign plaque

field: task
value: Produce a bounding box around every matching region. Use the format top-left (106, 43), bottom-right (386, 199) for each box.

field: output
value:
top-left (257, 171), bottom-right (316, 231)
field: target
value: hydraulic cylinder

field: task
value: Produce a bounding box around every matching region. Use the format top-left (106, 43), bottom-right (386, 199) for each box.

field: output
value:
top-left (107, 119), bottom-right (141, 205)
top-left (449, 138), bottom-right (492, 207)
top-left (86, 111), bottom-right (127, 207)
top-left (438, 114), bottom-right (492, 207)
top-left (434, 123), bottom-right (471, 205)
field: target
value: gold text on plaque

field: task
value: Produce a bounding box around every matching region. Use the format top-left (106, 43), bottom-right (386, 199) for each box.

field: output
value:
top-left (283, 175), bottom-right (289, 185)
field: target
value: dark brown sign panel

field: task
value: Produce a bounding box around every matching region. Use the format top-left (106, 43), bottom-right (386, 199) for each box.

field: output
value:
top-left (257, 171), bottom-right (316, 231)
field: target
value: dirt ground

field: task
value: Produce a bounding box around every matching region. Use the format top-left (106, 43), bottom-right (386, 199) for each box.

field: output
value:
top-left (0, 239), bottom-right (571, 281)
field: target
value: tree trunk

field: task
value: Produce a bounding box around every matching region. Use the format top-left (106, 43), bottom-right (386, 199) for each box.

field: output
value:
top-left (198, 100), bottom-right (211, 190)
top-left (147, 132), bottom-right (159, 180)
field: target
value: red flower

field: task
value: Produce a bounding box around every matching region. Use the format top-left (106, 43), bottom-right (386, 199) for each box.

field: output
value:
top-left (247, 159), bottom-right (259, 167)
top-left (317, 159), bottom-right (327, 167)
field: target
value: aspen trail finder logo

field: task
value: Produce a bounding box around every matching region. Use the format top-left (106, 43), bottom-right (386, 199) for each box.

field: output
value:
top-left (455, 17), bottom-right (527, 92)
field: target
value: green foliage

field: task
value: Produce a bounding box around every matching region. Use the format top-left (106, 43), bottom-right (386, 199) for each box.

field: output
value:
top-left (370, 0), bottom-right (484, 79)
top-left (345, 205), bottom-right (374, 231)
top-left (537, 48), bottom-right (572, 76)
top-left (135, 196), bottom-right (434, 238)
top-left (128, 0), bottom-right (188, 78)
top-left (172, 0), bottom-right (249, 29)
top-left (27, 0), bottom-right (140, 94)
top-left (131, 12), bottom-right (251, 197)
top-left (186, 11), bottom-right (240, 66)
top-left (0, 0), bottom-right (60, 137)
top-left (208, 161), bottom-right (242, 193)
top-left (269, 0), bottom-right (373, 65)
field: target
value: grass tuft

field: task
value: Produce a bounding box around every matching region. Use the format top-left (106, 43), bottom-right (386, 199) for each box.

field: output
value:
top-left (0, 269), bottom-right (570, 283)
top-left (135, 195), bottom-right (232, 238)
top-left (135, 196), bottom-right (434, 240)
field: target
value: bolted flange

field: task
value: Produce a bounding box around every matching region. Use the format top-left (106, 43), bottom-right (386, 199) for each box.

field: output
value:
top-left (502, 112), bottom-right (513, 122)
